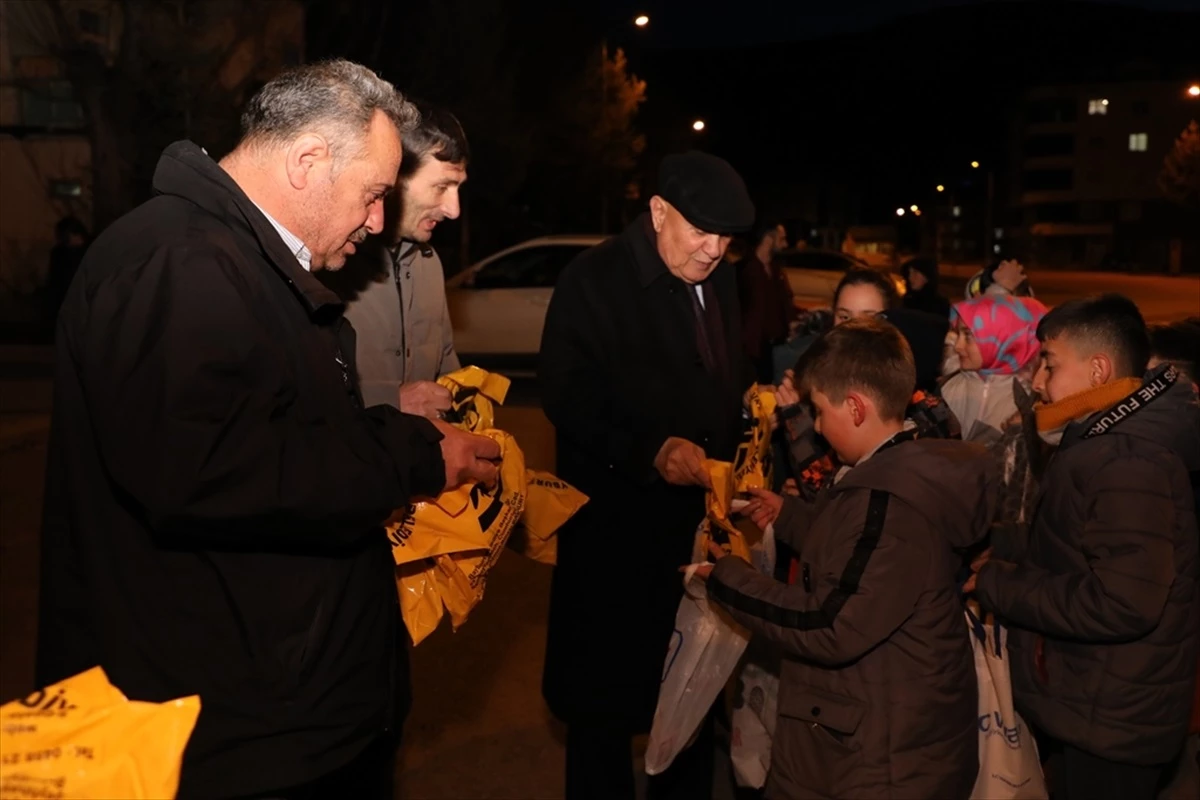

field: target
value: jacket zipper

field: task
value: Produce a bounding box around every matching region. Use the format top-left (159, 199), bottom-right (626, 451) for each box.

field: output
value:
top-left (393, 247), bottom-right (409, 384)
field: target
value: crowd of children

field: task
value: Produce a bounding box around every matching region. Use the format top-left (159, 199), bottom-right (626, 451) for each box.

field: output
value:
top-left (707, 266), bottom-right (1200, 800)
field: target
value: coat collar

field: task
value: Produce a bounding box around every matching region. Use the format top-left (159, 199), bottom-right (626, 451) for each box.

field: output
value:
top-left (624, 213), bottom-right (674, 288)
top-left (393, 240), bottom-right (435, 267)
top-left (152, 140), bottom-right (344, 318)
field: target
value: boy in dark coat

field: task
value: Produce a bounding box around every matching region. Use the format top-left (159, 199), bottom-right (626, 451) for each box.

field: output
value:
top-left (970, 296), bottom-right (1200, 800)
top-left (699, 318), bottom-right (994, 799)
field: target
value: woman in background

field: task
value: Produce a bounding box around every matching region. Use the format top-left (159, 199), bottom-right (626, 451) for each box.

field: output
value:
top-left (941, 294), bottom-right (1048, 445)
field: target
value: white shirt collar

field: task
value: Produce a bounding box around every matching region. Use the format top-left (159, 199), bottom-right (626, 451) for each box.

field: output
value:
top-left (251, 201), bottom-right (312, 272)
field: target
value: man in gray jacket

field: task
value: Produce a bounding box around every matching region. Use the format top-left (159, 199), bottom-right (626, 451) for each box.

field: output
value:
top-left (324, 103), bottom-right (467, 417)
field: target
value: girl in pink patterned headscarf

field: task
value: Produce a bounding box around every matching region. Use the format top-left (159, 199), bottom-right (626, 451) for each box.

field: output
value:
top-left (942, 294), bottom-right (1049, 443)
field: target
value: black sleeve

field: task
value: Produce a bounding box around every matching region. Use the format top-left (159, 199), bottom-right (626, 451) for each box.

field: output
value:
top-left (539, 265), bottom-right (670, 486)
top-left (976, 455), bottom-right (1176, 642)
top-left (77, 242), bottom-right (445, 548)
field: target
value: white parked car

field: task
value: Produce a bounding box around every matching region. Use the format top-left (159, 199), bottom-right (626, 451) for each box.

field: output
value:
top-left (446, 235), bottom-right (605, 373)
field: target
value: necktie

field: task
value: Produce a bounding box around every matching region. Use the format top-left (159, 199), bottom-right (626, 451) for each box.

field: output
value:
top-left (689, 282), bottom-right (729, 383)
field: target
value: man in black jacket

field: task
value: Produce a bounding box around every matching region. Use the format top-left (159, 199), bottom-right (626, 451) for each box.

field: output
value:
top-left (36, 60), bottom-right (499, 799)
top-left (540, 151), bottom-right (756, 799)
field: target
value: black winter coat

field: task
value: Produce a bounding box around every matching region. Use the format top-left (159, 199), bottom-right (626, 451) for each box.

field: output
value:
top-left (539, 215), bottom-right (753, 729)
top-left (36, 141), bottom-right (445, 798)
top-left (977, 366), bottom-right (1200, 764)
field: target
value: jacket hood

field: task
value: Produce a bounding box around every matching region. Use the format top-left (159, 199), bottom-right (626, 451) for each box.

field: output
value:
top-left (152, 140), bottom-right (342, 316)
top-left (1065, 363), bottom-right (1200, 471)
top-left (838, 437), bottom-right (996, 550)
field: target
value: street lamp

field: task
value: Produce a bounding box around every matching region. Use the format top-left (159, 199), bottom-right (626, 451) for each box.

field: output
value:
top-left (896, 208), bottom-right (905, 216)
top-left (692, 119), bottom-right (706, 132)
top-left (634, 14), bottom-right (650, 27)
top-left (970, 160), bottom-right (980, 169)
top-left (936, 184), bottom-right (945, 192)
top-left (910, 204), bottom-right (919, 213)
top-left (1188, 84), bottom-right (1200, 98)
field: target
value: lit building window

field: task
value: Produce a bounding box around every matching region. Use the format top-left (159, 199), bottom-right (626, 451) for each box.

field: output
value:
top-left (1128, 133), bottom-right (1148, 152)
top-left (993, 244), bottom-right (1002, 254)
top-left (994, 228), bottom-right (1003, 240)
top-left (1088, 98), bottom-right (1109, 115)
top-left (952, 206), bottom-right (962, 218)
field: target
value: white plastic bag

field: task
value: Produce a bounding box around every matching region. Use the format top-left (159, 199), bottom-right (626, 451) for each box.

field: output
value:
top-left (967, 608), bottom-right (1048, 800)
top-left (644, 518), bottom-right (753, 776)
top-left (730, 651), bottom-right (779, 788)
top-left (729, 525), bottom-right (778, 788)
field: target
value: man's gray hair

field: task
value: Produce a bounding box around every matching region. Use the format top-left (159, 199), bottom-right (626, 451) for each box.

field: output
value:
top-left (239, 59), bottom-right (419, 164)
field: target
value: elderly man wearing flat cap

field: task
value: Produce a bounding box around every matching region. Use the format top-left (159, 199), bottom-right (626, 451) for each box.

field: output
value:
top-left (540, 151), bottom-right (757, 799)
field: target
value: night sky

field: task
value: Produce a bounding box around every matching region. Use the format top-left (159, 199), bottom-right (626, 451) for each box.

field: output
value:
top-left (571, 0), bottom-right (1200, 224)
top-left (586, 0), bottom-right (1200, 47)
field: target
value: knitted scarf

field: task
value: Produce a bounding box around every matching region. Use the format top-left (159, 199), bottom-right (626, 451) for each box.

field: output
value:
top-left (1034, 377), bottom-right (1144, 434)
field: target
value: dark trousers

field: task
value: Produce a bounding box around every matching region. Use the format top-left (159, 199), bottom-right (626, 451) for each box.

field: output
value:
top-left (1052, 743), bottom-right (1165, 800)
top-left (565, 714), bottom-right (715, 800)
top-left (237, 735), bottom-right (397, 800)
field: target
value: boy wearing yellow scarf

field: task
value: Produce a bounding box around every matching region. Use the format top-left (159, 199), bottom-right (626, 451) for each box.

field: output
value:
top-left (967, 294), bottom-right (1200, 800)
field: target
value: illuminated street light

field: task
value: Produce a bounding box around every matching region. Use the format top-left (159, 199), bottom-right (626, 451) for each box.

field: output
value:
top-left (634, 14), bottom-right (650, 27)
top-left (910, 204), bottom-right (919, 212)
top-left (970, 161), bottom-right (980, 169)
top-left (914, 209), bottom-right (922, 216)
top-left (1188, 84), bottom-right (1200, 98)
top-left (692, 119), bottom-right (706, 132)
top-left (936, 184), bottom-right (945, 192)
top-left (896, 208), bottom-right (905, 217)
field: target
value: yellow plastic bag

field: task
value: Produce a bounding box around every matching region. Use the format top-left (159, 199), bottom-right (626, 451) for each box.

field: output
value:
top-left (432, 366), bottom-right (589, 566)
top-left (439, 365), bottom-right (510, 431)
top-left (507, 471), bottom-right (590, 566)
top-left (0, 667), bottom-right (200, 800)
top-left (698, 384), bottom-right (777, 562)
top-left (387, 367), bottom-right (589, 644)
top-left (733, 384), bottom-right (777, 493)
top-left (393, 428), bottom-right (527, 645)
top-left (385, 428), bottom-right (520, 568)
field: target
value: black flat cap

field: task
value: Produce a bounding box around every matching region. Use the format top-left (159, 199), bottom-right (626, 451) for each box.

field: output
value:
top-left (657, 151), bottom-right (755, 234)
